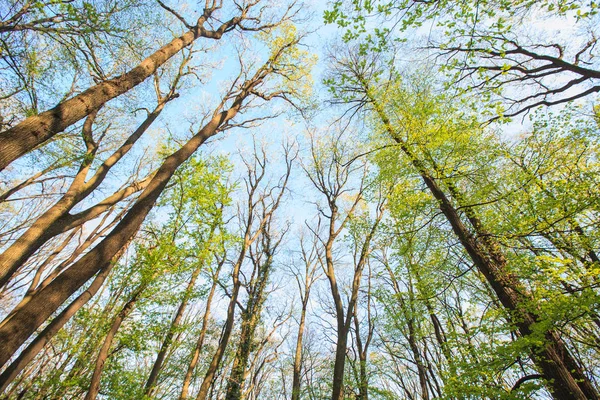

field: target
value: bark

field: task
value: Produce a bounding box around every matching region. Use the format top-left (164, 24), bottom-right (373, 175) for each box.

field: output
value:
top-left (329, 215), bottom-right (382, 400)
top-left (0, 6), bottom-right (240, 171)
top-left (144, 267), bottom-right (201, 396)
top-left (85, 284), bottom-right (144, 400)
top-left (195, 248), bottom-right (245, 400)
top-left (331, 323), bottom-right (349, 400)
top-left (179, 259), bottom-right (223, 400)
top-left (290, 233), bottom-right (319, 400)
top-left (291, 302), bottom-right (308, 400)
top-left (368, 91), bottom-right (600, 400)
top-left (224, 251), bottom-right (273, 400)
top-left (407, 321), bottom-right (429, 400)
top-left (0, 263), bottom-right (113, 393)
top-left (0, 82), bottom-right (249, 367)
top-left (7, 205), bottom-right (127, 319)
top-left (352, 270), bottom-right (374, 400)
top-left (352, 314), bottom-right (369, 400)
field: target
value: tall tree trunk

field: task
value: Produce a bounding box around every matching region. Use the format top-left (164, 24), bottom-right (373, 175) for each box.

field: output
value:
top-left (0, 263), bottom-right (113, 392)
top-left (179, 261), bottom-right (222, 400)
top-left (353, 314), bottom-right (369, 400)
top-left (225, 246), bottom-right (273, 400)
top-left (195, 141), bottom-right (292, 400)
top-left (368, 91), bottom-right (600, 400)
top-left (0, 6), bottom-right (239, 171)
top-left (224, 311), bottom-right (256, 400)
top-left (331, 322), bottom-right (349, 400)
top-left (195, 258), bottom-right (244, 400)
top-left (85, 284), bottom-right (144, 400)
top-left (144, 267), bottom-right (201, 396)
top-left (291, 301), bottom-right (307, 400)
top-left (406, 321), bottom-right (429, 400)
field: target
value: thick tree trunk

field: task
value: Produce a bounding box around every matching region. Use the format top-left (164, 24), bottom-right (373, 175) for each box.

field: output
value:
top-left (0, 9), bottom-right (237, 171)
top-left (0, 96), bottom-right (243, 368)
top-left (85, 284), bottom-right (143, 400)
top-left (144, 267), bottom-right (201, 396)
top-left (0, 264), bottom-right (113, 393)
top-left (370, 94), bottom-right (600, 400)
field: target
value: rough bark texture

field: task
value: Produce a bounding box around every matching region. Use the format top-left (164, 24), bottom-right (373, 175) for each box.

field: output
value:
top-left (0, 101), bottom-right (166, 288)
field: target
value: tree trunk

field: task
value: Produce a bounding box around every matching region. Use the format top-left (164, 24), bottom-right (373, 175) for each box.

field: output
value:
top-left (195, 260), bottom-right (244, 400)
top-left (180, 271), bottom-right (220, 400)
top-left (224, 251), bottom-right (273, 400)
top-left (85, 284), bottom-right (143, 400)
top-left (224, 312), bottom-right (256, 400)
top-left (144, 267), bottom-right (201, 396)
top-left (0, 103), bottom-right (163, 288)
top-left (353, 314), bottom-right (369, 400)
top-left (331, 322), bottom-right (349, 400)
top-left (291, 302), bottom-right (307, 400)
top-left (0, 263), bottom-right (113, 392)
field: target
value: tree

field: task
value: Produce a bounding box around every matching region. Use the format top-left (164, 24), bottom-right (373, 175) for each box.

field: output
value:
top-left (0, 0), bottom-right (296, 171)
top-left (0, 24), bottom-right (312, 369)
top-left (303, 128), bottom-right (388, 400)
top-left (326, 48), bottom-right (599, 399)
top-left (325, 0), bottom-right (600, 119)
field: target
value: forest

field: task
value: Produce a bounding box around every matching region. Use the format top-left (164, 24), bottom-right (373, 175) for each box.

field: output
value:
top-left (0, 0), bottom-right (598, 399)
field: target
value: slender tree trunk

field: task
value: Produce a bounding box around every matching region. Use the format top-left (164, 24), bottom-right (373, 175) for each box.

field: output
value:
top-left (406, 322), bottom-right (429, 400)
top-left (197, 139), bottom-right (292, 400)
top-left (85, 284), bottom-right (144, 400)
top-left (331, 322), bottom-right (349, 400)
top-left (368, 92), bottom-right (600, 400)
top-left (0, 8), bottom-right (237, 171)
top-left (144, 267), bottom-right (201, 396)
top-left (225, 253), bottom-right (273, 400)
top-left (329, 219), bottom-right (381, 400)
top-left (195, 261), bottom-right (244, 400)
top-left (224, 312), bottom-right (256, 400)
top-left (180, 262), bottom-right (223, 400)
top-left (291, 302), bottom-right (307, 400)
top-left (353, 314), bottom-right (368, 400)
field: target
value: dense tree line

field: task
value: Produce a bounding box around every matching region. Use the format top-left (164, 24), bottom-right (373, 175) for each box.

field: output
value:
top-left (0, 0), bottom-right (598, 399)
